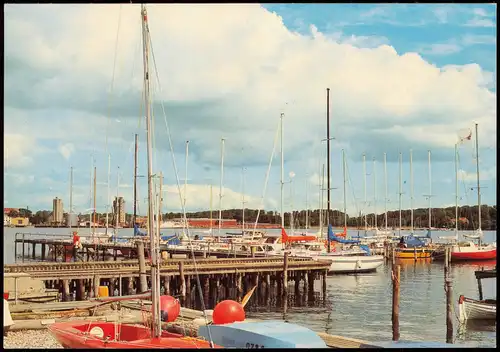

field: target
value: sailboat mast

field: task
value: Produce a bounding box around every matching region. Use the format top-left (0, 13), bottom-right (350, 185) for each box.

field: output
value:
top-left (184, 141), bottom-right (189, 210)
top-left (454, 144), bottom-right (459, 238)
top-left (326, 88), bottom-right (331, 252)
top-left (218, 138), bottom-right (225, 236)
top-left (342, 150), bottom-right (347, 229)
top-left (398, 152), bottom-right (402, 237)
top-left (428, 150), bottom-right (432, 232)
top-left (384, 153), bottom-right (388, 230)
top-left (305, 177), bottom-right (309, 230)
top-left (93, 166), bottom-right (97, 236)
top-left (363, 153), bottom-right (367, 232)
top-left (280, 113), bottom-right (284, 229)
top-left (106, 154), bottom-right (110, 234)
top-left (475, 123), bottom-right (481, 245)
top-left (410, 149), bottom-right (414, 234)
top-left (373, 157), bottom-right (377, 230)
top-left (69, 166), bottom-right (73, 233)
top-left (242, 165), bottom-right (245, 231)
top-left (116, 168), bottom-right (120, 229)
top-left (140, 4), bottom-right (160, 337)
top-left (319, 163), bottom-right (324, 235)
top-left (133, 134), bottom-right (138, 226)
top-left (209, 185), bottom-right (213, 233)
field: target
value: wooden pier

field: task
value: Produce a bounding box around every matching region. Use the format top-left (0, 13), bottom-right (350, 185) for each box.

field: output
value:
top-left (4, 257), bottom-right (331, 308)
top-left (14, 233), bottom-right (268, 263)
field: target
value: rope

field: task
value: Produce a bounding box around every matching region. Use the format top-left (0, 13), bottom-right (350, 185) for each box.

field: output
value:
top-left (251, 117), bottom-right (281, 233)
top-left (148, 25), bottom-right (215, 348)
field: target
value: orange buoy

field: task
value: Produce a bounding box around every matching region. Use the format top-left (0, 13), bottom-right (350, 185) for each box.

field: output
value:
top-left (158, 295), bottom-right (180, 322)
top-left (212, 300), bottom-right (245, 325)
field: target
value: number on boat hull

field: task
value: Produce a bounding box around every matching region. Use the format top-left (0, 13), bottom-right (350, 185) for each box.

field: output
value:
top-left (245, 342), bottom-right (265, 348)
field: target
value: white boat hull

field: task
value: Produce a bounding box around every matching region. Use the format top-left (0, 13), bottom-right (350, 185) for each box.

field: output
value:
top-left (458, 296), bottom-right (496, 323)
top-left (313, 255), bottom-right (385, 274)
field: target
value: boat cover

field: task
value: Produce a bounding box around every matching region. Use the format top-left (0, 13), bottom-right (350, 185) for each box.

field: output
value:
top-left (198, 321), bottom-right (328, 348)
top-left (328, 224), bottom-right (360, 244)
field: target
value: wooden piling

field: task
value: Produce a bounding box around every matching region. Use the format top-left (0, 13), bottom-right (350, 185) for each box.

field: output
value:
top-left (179, 261), bottom-right (186, 301)
top-left (41, 244), bottom-right (46, 261)
top-left (392, 247), bottom-right (396, 265)
top-left (322, 270), bottom-right (327, 299)
top-left (444, 247), bottom-right (449, 279)
top-left (76, 279), bottom-right (84, 301)
top-left (283, 252), bottom-right (289, 298)
top-left (32, 243), bottom-right (36, 260)
top-left (445, 278), bottom-right (453, 344)
top-left (62, 280), bottom-right (70, 302)
top-left (136, 241), bottom-right (148, 293)
top-left (236, 274), bottom-right (243, 302)
top-left (109, 279), bottom-right (115, 297)
top-left (413, 247), bottom-right (417, 261)
top-left (93, 275), bottom-right (100, 298)
top-left (392, 264), bottom-right (400, 341)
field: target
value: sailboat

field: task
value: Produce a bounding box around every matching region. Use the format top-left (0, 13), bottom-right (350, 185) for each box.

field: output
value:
top-left (48, 6), bottom-right (216, 348)
top-left (450, 123), bottom-right (496, 261)
top-left (394, 150), bottom-right (433, 259)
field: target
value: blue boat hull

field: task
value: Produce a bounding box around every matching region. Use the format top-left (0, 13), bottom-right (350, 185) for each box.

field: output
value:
top-left (198, 321), bottom-right (328, 348)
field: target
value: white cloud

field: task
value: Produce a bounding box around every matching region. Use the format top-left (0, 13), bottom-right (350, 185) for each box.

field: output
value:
top-left (472, 8), bottom-right (489, 17)
top-left (461, 34), bottom-right (496, 46)
top-left (419, 43), bottom-right (462, 56)
top-left (4, 134), bottom-right (37, 168)
top-left (465, 18), bottom-right (496, 27)
top-left (58, 143), bottom-right (75, 160)
top-left (458, 167), bottom-right (496, 182)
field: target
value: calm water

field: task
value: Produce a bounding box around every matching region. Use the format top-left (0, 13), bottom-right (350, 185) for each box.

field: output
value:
top-left (2, 227), bottom-right (497, 347)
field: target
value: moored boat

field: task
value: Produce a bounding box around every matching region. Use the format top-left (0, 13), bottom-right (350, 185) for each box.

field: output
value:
top-left (458, 295), bottom-right (496, 323)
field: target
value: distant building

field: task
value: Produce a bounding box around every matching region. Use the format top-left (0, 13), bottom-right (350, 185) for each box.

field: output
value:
top-left (11, 217), bottom-right (29, 227)
top-left (113, 196), bottom-right (126, 226)
top-left (52, 197), bottom-right (64, 225)
top-left (4, 214), bottom-right (11, 226)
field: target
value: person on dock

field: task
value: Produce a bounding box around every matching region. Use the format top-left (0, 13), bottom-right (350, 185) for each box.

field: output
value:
top-left (4, 298), bottom-right (14, 337)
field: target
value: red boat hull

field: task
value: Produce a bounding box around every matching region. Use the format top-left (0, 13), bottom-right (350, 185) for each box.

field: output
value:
top-left (48, 321), bottom-right (217, 349)
top-left (451, 249), bottom-right (496, 261)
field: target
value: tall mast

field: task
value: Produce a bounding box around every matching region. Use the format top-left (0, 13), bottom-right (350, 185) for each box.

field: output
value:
top-left (141, 4), bottom-right (160, 337)
top-left (242, 165), bottom-right (246, 231)
top-left (363, 153), bottom-right (367, 232)
top-left (280, 113), bottom-right (284, 229)
top-left (93, 166), bottom-right (97, 237)
top-left (326, 88), bottom-right (331, 252)
top-left (383, 153), bottom-right (388, 230)
top-left (106, 154), bottom-right (110, 234)
top-left (218, 138), bottom-right (225, 236)
top-left (209, 185), bottom-right (213, 234)
top-left (398, 152), bottom-right (402, 237)
top-left (133, 134), bottom-right (138, 226)
top-left (475, 123), bottom-right (482, 245)
top-left (184, 141), bottom-right (189, 210)
top-left (89, 156), bottom-right (92, 233)
top-left (373, 157), bottom-right (377, 230)
top-left (427, 150), bottom-right (432, 232)
top-left (410, 149), bottom-right (414, 235)
top-left (342, 150), bottom-right (347, 229)
top-left (69, 166), bottom-right (73, 233)
top-left (305, 176), bottom-right (309, 230)
top-left (116, 167), bottom-right (120, 229)
top-left (454, 144), bottom-right (459, 239)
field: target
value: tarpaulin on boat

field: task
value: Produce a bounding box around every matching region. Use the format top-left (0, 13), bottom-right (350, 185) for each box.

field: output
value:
top-left (134, 224), bottom-right (147, 237)
top-left (328, 224), bottom-right (360, 244)
top-left (161, 234), bottom-right (181, 245)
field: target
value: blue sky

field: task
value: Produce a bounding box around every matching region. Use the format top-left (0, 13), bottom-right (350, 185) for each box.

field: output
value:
top-left (4, 4), bottom-right (497, 217)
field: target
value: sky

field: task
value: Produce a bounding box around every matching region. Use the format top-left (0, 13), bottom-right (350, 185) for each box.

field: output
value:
top-left (4, 3), bottom-right (497, 218)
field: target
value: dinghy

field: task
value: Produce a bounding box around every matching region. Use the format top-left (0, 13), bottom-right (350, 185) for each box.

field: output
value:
top-left (458, 295), bottom-right (496, 323)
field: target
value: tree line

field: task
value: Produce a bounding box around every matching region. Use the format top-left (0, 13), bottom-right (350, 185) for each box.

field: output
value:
top-left (9, 204), bottom-right (496, 230)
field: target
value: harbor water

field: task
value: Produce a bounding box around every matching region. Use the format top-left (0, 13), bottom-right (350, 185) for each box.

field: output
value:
top-left (2, 227), bottom-right (496, 347)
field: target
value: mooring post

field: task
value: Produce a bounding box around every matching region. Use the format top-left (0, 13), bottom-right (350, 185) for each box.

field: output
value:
top-left (22, 234), bottom-right (26, 263)
top-left (62, 280), bottom-right (70, 302)
top-left (14, 234), bottom-right (18, 263)
top-left (93, 275), bottom-right (100, 298)
top-left (413, 247), bottom-right (417, 261)
top-left (41, 243), bottom-right (46, 261)
top-left (32, 243), bottom-right (36, 260)
top-left (392, 247), bottom-right (395, 265)
top-left (237, 273), bottom-right (243, 302)
top-left (445, 278), bottom-right (453, 343)
top-left (283, 252), bottom-right (289, 298)
top-left (185, 275), bottom-right (191, 300)
top-left (136, 241), bottom-right (148, 293)
top-left (477, 277), bottom-right (483, 301)
top-left (444, 247), bottom-right (450, 279)
top-left (179, 261), bottom-right (186, 301)
top-left (76, 279), bottom-right (84, 301)
top-left (392, 264), bottom-right (400, 341)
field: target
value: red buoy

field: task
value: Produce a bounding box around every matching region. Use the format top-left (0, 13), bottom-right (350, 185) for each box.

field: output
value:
top-left (157, 295), bottom-right (180, 322)
top-left (212, 300), bottom-right (245, 325)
